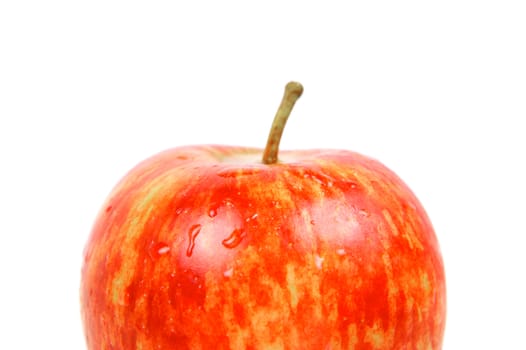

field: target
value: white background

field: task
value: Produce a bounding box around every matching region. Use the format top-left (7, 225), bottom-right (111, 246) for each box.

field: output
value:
top-left (1, 1), bottom-right (525, 349)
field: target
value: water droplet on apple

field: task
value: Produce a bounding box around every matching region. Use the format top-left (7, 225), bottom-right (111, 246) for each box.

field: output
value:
top-left (157, 245), bottom-right (171, 255)
top-left (310, 219), bottom-right (316, 225)
top-left (313, 175), bottom-right (325, 185)
top-left (186, 224), bottom-right (202, 257)
top-left (224, 199), bottom-right (235, 208)
top-left (208, 202), bottom-right (221, 218)
top-left (222, 228), bottom-right (246, 249)
top-left (223, 267), bottom-right (234, 278)
top-left (148, 241), bottom-right (171, 259)
top-left (175, 207), bottom-right (183, 215)
top-left (303, 171), bottom-right (334, 187)
top-left (336, 248), bottom-right (346, 256)
top-left (314, 254), bottom-right (324, 270)
top-left (359, 209), bottom-right (370, 217)
top-left (351, 182), bottom-right (361, 190)
top-left (245, 213), bottom-right (258, 222)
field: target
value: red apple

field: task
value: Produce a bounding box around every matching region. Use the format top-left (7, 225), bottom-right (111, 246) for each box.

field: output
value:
top-left (81, 82), bottom-right (446, 349)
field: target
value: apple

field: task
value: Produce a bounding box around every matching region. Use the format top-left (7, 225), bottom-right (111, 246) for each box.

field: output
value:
top-left (81, 82), bottom-right (446, 349)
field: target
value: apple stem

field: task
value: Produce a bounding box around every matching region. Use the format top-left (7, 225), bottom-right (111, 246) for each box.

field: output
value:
top-left (262, 81), bottom-right (304, 165)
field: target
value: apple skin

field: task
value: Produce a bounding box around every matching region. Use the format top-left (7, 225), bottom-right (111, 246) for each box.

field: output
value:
top-left (81, 145), bottom-right (446, 349)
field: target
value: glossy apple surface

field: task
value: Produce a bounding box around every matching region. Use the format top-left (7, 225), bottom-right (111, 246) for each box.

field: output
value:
top-left (80, 83), bottom-right (446, 349)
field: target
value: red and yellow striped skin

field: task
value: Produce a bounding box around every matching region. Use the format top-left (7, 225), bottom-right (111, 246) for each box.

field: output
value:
top-left (81, 145), bottom-right (446, 349)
